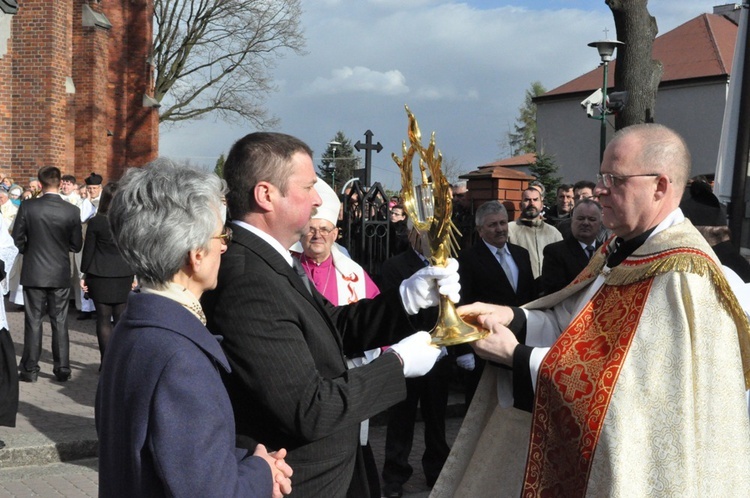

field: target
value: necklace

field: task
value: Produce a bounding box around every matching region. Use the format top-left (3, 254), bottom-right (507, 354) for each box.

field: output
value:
top-left (300, 254), bottom-right (334, 297)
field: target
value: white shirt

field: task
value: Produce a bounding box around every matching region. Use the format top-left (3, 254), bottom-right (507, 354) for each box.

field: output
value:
top-left (233, 220), bottom-right (293, 267)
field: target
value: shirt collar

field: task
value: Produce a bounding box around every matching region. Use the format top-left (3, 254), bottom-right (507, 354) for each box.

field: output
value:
top-left (607, 208), bottom-right (684, 267)
top-left (233, 219), bottom-right (294, 267)
top-left (483, 239), bottom-right (510, 256)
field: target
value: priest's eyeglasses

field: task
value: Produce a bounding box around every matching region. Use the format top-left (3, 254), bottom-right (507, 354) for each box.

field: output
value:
top-left (212, 226), bottom-right (233, 245)
top-left (596, 173), bottom-right (660, 189)
top-left (307, 226), bottom-right (335, 236)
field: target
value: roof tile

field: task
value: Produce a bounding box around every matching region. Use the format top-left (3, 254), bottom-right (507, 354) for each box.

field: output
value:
top-left (544, 13), bottom-right (738, 97)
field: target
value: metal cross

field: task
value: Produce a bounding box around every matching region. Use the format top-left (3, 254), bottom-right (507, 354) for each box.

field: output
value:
top-left (354, 130), bottom-right (382, 186)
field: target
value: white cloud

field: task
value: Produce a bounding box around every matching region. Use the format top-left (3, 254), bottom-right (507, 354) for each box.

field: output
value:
top-left (413, 85), bottom-right (480, 102)
top-left (160, 1), bottom-right (717, 190)
top-left (305, 66), bottom-right (409, 96)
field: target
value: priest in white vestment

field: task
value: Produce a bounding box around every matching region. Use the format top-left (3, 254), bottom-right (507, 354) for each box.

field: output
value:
top-left (432, 124), bottom-right (750, 497)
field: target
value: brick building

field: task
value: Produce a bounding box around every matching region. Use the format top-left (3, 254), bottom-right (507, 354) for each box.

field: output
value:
top-left (0, 1), bottom-right (158, 186)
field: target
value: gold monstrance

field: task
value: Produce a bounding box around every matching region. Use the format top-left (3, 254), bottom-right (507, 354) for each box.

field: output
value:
top-left (392, 106), bottom-right (488, 346)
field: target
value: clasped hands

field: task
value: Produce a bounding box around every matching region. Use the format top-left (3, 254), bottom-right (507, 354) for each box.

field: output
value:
top-left (254, 444), bottom-right (293, 498)
top-left (458, 302), bottom-right (518, 367)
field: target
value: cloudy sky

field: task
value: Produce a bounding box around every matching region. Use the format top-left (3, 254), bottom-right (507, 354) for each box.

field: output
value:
top-left (159, 0), bottom-right (717, 190)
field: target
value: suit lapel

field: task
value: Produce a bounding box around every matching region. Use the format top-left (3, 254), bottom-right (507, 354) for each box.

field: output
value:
top-left (229, 223), bottom-right (341, 345)
top-left (567, 237), bottom-right (588, 268)
top-left (507, 243), bottom-right (531, 299)
top-left (476, 242), bottom-right (515, 294)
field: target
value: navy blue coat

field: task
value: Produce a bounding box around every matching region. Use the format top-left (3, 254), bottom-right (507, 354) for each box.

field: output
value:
top-left (95, 292), bottom-right (272, 497)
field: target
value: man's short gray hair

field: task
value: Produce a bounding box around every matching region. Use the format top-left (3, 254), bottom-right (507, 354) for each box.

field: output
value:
top-left (475, 200), bottom-right (507, 227)
top-left (108, 158), bottom-right (226, 287)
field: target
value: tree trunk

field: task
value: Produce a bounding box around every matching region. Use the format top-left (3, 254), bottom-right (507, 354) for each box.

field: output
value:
top-left (606, 0), bottom-right (662, 129)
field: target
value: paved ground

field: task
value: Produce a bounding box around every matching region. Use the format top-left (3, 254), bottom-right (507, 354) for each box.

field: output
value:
top-left (0, 301), bottom-right (467, 497)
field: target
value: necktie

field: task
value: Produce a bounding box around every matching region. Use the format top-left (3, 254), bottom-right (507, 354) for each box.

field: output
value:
top-left (497, 249), bottom-right (516, 292)
top-left (586, 245), bottom-right (595, 259)
top-left (292, 258), bottom-right (313, 295)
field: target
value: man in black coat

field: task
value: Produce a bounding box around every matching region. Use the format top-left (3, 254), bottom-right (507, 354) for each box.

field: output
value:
top-left (457, 200), bottom-right (535, 406)
top-left (202, 132), bottom-right (456, 498)
top-left (13, 166), bottom-right (82, 382)
top-left (541, 199), bottom-right (602, 295)
top-left (459, 201), bottom-right (535, 307)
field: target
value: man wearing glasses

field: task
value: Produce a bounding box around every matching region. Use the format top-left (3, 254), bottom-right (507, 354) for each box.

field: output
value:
top-left (435, 124), bottom-right (750, 496)
top-left (79, 172), bottom-right (103, 223)
top-left (295, 180), bottom-right (379, 305)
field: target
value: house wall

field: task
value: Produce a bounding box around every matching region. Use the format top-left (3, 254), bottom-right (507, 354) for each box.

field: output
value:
top-left (656, 81), bottom-right (728, 177)
top-left (536, 80), bottom-right (728, 184)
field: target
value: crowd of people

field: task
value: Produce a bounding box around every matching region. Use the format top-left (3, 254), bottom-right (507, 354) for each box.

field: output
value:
top-left (0, 123), bottom-right (749, 497)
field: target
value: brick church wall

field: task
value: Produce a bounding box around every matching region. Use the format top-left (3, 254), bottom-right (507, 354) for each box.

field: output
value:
top-left (72, 0), bottom-right (110, 180)
top-left (0, 1), bottom-right (158, 186)
top-left (0, 12), bottom-right (13, 171)
top-left (105, 0), bottom-right (159, 180)
top-left (11, 1), bottom-right (73, 182)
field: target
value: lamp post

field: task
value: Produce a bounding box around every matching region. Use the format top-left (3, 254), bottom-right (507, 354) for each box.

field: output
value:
top-left (328, 140), bottom-right (341, 189)
top-left (588, 37), bottom-right (624, 164)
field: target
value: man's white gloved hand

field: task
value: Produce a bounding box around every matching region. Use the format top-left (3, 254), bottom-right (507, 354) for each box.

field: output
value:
top-left (456, 353), bottom-right (475, 371)
top-left (399, 258), bottom-right (461, 315)
top-left (389, 331), bottom-right (441, 378)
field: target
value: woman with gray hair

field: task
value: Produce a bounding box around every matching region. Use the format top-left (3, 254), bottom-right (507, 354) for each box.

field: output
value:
top-left (95, 159), bottom-right (293, 498)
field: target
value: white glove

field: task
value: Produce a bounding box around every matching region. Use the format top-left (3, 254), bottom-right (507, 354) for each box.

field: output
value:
top-left (389, 331), bottom-right (441, 378)
top-left (456, 353), bottom-right (475, 371)
top-left (399, 258), bottom-right (461, 315)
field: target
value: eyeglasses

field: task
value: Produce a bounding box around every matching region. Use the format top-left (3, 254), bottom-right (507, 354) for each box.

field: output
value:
top-left (307, 226), bottom-right (335, 236)
top-left (596, 173), bottom-right (660, 189)
top-left (212, 226), bottom-right (233, 244)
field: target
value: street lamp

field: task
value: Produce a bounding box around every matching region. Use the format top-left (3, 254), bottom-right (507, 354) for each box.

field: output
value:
top-left (328, 140), bottom-right (341, 189)
top-left (588, 37), bottom-right (624, 164)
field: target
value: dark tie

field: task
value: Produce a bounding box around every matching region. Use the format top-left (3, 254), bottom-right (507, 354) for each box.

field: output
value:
top-left (292, 258), bottom-right (313, 295)
top-left (586, 245), bottom-right (595, 259)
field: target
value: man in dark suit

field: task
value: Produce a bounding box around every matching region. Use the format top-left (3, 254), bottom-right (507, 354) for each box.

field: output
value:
top-left (13, 166), bottom-right (82, 382)
top-left (459, 201), bottom-right (535, 307)
top-left (541, 198), bottom-right (602, 295)
top-left (203, 132), bottom-right (455, 498)
top-left (457, 200), bottom-right (535, 405)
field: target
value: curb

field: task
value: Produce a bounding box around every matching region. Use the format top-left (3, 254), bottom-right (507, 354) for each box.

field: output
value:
top-left (0, 429), bottom-right (98, 470)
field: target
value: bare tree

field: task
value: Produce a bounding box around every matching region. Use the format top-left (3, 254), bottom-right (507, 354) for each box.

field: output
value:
top-left (606, 0), bottom-right (662, 129)
top-left (153, 0), bottom-right (305, 126)
top-left (441, 156), bottom-right (467, 184)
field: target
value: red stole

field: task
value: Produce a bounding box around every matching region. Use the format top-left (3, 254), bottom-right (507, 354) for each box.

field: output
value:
top-left (522, 278), bottom-right (652, 497)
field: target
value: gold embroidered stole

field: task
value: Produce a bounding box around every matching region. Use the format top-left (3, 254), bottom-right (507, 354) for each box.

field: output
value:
top-left (522, 233), bottom-right (750, 497)
top-left (522, 278), bottom-right (651, 497)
